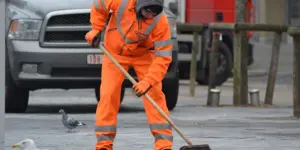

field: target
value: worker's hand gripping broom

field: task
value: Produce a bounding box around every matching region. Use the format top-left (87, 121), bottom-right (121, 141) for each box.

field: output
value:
top-left (99, 44), bottom-right (211, 150)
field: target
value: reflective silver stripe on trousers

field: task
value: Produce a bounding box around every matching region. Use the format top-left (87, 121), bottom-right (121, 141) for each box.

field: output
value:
top-left (95, 125), bottom-right (117, 132)
top-left (154, 49), bottom-right (173, 57)
top-left (154, 133), bottom-right (173, 142)
top-left (93, 0), bottom-right (108, 11)
top-left (150, 123), bottom-right (173, 142)
top-left (149, 123), bottom-right (172, 130)
top-left (116, 0), bottom-right (163, 44)
top-left (97, 135), bottom-right (114, 142)
top-left (154, 39), bottom-right (172, 48)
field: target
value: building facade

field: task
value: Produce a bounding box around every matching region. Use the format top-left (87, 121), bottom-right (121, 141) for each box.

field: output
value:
top-left (253, 0), bottom-right (300, 43)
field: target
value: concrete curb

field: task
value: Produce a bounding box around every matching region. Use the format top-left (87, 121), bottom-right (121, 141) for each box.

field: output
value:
top-left (248, 69), bottom-right (268, 77)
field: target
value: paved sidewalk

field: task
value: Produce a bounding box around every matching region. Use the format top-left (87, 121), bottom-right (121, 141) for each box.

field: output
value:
top-left (123, 85), bottom-right (300, 150)
top-left (178, 80), bottom-right (293, 107)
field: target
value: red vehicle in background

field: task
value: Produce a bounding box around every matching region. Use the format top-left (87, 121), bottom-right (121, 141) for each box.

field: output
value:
top-left (166, 0), bottom-right (255, 85)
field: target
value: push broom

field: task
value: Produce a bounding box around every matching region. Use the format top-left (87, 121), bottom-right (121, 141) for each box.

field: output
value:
top-left (99, 44), bottom-right (211, 150)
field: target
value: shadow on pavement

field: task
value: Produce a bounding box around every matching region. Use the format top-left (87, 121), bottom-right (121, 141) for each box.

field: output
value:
top-left (21, 104), bottom-right (145, 114)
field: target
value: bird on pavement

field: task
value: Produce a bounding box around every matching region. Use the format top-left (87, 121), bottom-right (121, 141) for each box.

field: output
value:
top-left (11, 139), bottom-right (46, 150)
top-left (58, 109), bottom-right (86, 132)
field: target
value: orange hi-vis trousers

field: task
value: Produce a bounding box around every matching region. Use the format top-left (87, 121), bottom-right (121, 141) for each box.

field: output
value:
top-left (95, 52), bottom-right (173, 150)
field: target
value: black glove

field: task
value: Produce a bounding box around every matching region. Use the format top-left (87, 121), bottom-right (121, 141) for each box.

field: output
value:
top-left (136, 86), bottom-right (152, 97)
top-left (132, 81), bottom-right (152, 97)
top-left (91, 32), bottom-right (102, 48)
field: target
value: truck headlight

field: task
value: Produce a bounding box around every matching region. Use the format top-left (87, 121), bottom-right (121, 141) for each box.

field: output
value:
top-left (8, 19), bottom-right (42, 40)
top-left (168, 18), bottom-right (177, 38)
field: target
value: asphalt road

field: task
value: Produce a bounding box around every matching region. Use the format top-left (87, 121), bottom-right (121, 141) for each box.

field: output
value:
top-left (5, 82), bottom-right (300, 150)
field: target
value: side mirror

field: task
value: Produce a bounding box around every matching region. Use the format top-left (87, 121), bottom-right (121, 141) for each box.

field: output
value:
top-left (169, 2), bottom-right (178, 15)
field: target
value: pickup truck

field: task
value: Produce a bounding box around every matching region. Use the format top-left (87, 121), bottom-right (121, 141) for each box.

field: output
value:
top-left (5, 0), bottom-right (179, 113)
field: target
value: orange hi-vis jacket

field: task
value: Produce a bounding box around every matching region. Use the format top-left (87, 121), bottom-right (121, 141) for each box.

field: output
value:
top-left (87, 0), bottom-right (173, 86)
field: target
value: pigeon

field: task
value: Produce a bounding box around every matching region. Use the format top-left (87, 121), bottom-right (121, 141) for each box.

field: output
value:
top-left (11, 139), bottom-right (46, 150)
top-left (58, 109), bottom-right (86, 132)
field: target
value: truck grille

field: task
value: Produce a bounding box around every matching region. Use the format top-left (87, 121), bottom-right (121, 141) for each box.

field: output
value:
top-left (44, 31), bottom-right (88, 42)
top-left (40, 9), bottom-right (93, 48)
top-left (47, 13), bottom-right (90, 26)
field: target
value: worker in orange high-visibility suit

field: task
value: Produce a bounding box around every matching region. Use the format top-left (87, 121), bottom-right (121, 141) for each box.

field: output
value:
top-left (85, 0), bottom-right (173, 150)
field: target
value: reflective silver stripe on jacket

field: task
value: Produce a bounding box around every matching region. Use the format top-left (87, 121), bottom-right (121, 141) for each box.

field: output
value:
top-left (149, 123), bottom-right (173, 142)
top-left (116, 0), bottom-right (163, 44)
top-left (154, 39), bottom-right (172, 48)
top-left (95, 125), bottom-right (117, 132)
top-left (154, 49), bottom-right (172, 57)
top-left (93, 0), bottom-right (108, 12)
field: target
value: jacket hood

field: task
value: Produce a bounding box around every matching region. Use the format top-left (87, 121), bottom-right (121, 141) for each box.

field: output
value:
top-left (135, 0), bottom-right (163, 15)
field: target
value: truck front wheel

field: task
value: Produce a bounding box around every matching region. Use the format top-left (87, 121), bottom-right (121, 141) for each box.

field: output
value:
top-left (197, 42), bottom-right (233, 86)
top-left (5, 71), bottom-right (29, 113)
top-left (162, 78), bottom-right (179, 111)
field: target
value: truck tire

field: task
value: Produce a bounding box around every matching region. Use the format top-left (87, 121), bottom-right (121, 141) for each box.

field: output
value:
top-left (197, 42), bottom-right (233, 85)
top-left (95, 87), bottom-right (125, 104)
top-left (5, 60), bottom-right (29, 113)
top-left (248, 43), bottom-right (254, 66)
top-left (162, 78), bottom-right (179, 111)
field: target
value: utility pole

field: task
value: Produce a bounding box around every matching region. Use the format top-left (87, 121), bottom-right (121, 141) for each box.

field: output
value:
top-left (233, 0), bottom-right (248, 105)
top-left (0, 0), bottom-right (5, 149)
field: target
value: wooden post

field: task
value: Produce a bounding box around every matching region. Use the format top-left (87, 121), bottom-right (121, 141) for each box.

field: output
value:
top-left (233, 0), bottom-right (248, 105)
top-left (293, 35), bottom-right (300, 117)
top-left (233, 31), bottom-right (242, 105)
top-left (207, 33), bottom-right (220, 106)
top-left (176, 23), bottom-right (202, 97)
top-left (288, 27), bottom-right (300, 118)
top-left (209, 23), bottom-right (288, 33)
top-left (264, 32), bottom-right (282, 105)
top-left (189, 31), bottom-right (199, 97)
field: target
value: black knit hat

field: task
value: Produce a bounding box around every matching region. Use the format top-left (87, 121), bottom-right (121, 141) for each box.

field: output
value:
top-left (143, 5), bottom-right (163, 14)
top-left (135, 0), bottom-right (164, 18)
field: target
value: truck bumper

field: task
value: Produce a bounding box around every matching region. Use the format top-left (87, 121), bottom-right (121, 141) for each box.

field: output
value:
top-left (8, 41), bottom-right (178, 89)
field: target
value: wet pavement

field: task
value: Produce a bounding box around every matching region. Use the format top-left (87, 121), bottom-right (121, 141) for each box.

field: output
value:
top-left (4, 42), bottom-right (300, 150)
top-left (5, 82), bottom-right (300, 150)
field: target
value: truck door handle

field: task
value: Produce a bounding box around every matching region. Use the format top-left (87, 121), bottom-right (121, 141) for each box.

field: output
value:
top-left (216, 12), bottom-right (223, 22)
